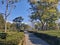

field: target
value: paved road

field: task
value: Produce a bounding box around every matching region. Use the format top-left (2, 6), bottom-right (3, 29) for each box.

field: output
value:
top-left (25, 32), bottom-right (49, 45)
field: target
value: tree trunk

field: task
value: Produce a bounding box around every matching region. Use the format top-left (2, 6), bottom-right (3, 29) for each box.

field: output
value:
top-left (41, 22), bottom-right (44, 30)
top-left (46, 24), bottom-right (48, 30)
top-left (4, 0), bottom-right (8, 32)
top-left (41, 21), bottom-right (47, 30)
top-left (5, 17), bottom-right (7, 32)
top-left (45, 22), bottom-right (48, 30)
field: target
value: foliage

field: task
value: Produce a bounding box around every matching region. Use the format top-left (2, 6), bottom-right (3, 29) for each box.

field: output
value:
top-left (10, 23), bottom-right (17, 31)
top-left (0, 32), bottom-right (24, 45)
top-left (38, 30), bottom-right (60, 37)
top-left (21, 23), bottom-right (31, 30)
top-left (13, 16), bottom-right (24, 31)
top-left (13, 16), bottom-right (24, 23)
top-left (29, 0), bottom-right (59, 30)
top-left (7, 22), bottom-right (11, 30)
top-left (0, 14), bottom-right (5, 29)
top-left (0, 33), bottom-right (7, 39)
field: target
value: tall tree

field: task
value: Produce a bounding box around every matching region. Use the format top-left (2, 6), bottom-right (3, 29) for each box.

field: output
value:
top-left (13, 16), bottom-right (24, 31)
top-left (29, 0), bottom-right (59, 30)
top-left (1, 0), bottom-right (19, 32)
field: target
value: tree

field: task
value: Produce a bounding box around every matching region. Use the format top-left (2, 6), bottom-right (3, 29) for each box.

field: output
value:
top-left (0, 0), bottom-right (19, 32)
top-left (29, 0), bottom-right (59, 30)
top-left (13, 16), bottom-right (24, 31)
top-left (10, 23), bottom-right (17, 31)
top-left (21, 23), bottom-right (31, 31)
top-left (7, 22), bottom-right (11, 30)
top-left (0, 14), bottom-right (5, 30)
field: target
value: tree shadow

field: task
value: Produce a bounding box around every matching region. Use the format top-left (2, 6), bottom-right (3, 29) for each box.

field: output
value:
top-left (34, 32), bottom-right (60, 45)
top-left (28, 33), bottom-right (49, 45)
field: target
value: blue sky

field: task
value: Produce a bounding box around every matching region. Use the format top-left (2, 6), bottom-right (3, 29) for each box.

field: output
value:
top-left (0, 0), bottom-right (32, 23)
top-left (8, 0), bottom-right (32, 23)
top-left (0, 0), bottom-right (60, 24)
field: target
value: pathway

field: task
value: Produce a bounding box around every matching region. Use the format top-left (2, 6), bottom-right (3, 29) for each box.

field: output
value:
top-left (24, 32), bottom-right (49, 45)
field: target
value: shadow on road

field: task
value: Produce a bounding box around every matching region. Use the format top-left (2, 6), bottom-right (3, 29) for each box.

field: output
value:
top-left (28, 33), bottom-right (49, 45)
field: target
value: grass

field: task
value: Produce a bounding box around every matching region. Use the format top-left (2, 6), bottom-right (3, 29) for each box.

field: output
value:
top-left (38, 30), bottom-right (60, 38)
top-left (0, 32), bottom-right (24, 45)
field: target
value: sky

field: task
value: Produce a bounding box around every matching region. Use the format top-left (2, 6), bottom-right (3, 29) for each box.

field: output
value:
top-left (0, 0), bottom-right (32, 23)
top-left (0, 0), bottom-right (60, 24)
top-left (8, 0), bottom-right (32, 23)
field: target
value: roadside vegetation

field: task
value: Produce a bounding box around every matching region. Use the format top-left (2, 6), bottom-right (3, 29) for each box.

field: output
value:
top-left (0, 32), bottom-right (24, 45)
top-left (0, 8), bottom-right (25, 45)
top-left (38, 30), bottom-right (60, 37)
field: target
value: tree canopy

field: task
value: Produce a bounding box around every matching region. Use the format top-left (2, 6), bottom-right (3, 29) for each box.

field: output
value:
top-left (29, 0), bottom-right (59, 30)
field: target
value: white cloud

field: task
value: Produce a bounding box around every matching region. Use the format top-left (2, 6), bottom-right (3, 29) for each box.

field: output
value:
top-left (6, 21), bottom-right (13, 23)
top-left (55, 19), bottom-right (60, 23)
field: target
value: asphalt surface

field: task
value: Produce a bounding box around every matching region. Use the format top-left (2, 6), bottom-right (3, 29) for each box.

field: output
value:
top-left (25, 32), bottom-right (49, 45)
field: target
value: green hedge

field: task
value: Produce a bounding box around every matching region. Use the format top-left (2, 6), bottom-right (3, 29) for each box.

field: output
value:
top-left (0, 32), bottom-right (24, 45)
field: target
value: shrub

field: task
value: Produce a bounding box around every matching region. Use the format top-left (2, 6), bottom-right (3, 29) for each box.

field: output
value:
top-left (0, 32), bottom-right (24, 45)
top-left (0, 33), bottom-right (7, 39)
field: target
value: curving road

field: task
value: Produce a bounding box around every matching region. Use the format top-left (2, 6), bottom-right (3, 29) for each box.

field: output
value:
top-left (24, 32), bottom-right (49, 45)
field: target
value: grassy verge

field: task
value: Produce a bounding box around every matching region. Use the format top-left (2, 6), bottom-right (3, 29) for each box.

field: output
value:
top-left (0, 32), bottom-right (24, 45)
top-left (38, 30), bottom-right (60, 38)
